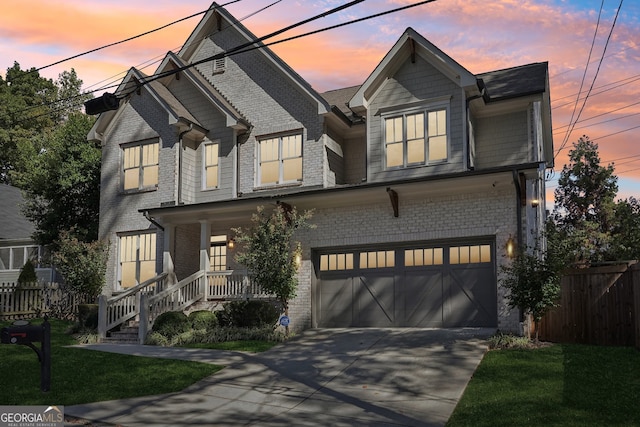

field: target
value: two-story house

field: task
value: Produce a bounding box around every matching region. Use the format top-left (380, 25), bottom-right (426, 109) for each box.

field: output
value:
top-left (90, 2), bottom-right (552, 339)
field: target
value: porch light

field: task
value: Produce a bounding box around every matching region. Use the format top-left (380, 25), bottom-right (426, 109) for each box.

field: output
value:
top-left (505, 235), bottom-right (516, 258)
top-left (295, 253), bottom-right (301, 266)
top-left (227, 238), bottom-right (235, 249)
top-left (531, 198), bottom-right (540, 208)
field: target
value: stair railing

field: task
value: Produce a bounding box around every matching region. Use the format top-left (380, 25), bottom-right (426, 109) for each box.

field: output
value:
top-left (98, 273), bottom-right (168, 340)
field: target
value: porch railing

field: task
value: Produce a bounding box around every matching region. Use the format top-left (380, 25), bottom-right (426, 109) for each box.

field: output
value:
top-left (99, 270), bottom-right (273, 344)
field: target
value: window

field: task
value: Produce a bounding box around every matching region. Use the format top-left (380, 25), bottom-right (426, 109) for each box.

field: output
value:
top-left (320, 253), bottom-right (354, 271)
top-left (203, 142), bottom-right (219, 189)
top-left (360, 250), bottom-right (395, 269)
top-left (258, 133), bottom-right (302, 186)
top-left (123, 140), bottom-right (159, 191)
top-left (0, 246), bottom-right (41, 270)
top-left (119, 232), bottom-right (156, 289)
top-left (384, 108), bottom-right (447, 168)
top-left (209, 235), bottom-right (227, 271)
top-left (449, 245), bottom-right (491, 265)
top-left (405, 247), bottom-right (444, 266)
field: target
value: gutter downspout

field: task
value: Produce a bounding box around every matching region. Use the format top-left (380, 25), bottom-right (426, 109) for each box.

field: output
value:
top-left (511, 169), bottom-right (523, 251)
top-left (465, 88), bottom-right (485, 171)
top-left (143, 210), bottom-right (164, 231)
top-left (178, 125), bottom-right (193, 205)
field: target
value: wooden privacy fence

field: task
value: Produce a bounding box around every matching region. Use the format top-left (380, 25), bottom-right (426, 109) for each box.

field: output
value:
top-left (0, 282), bottom-right (85, 320)
top-left (536, 262), bottom-right (640, 347)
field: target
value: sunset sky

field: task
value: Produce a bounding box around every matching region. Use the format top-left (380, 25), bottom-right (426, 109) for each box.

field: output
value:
top-left (1, 0), bottom-right (638, 208)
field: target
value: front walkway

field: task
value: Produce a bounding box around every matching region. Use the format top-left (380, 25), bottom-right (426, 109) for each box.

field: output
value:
top-left (67, 328), bottom-right (493, 426)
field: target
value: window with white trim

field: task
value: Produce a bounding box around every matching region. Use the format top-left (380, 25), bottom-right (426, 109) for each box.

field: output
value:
top-left (203, 142), bottom-right (219, 189)
top-left (258, 133), bottom-right (302, 186)
top-left (384, 108), bottom-right (447, 168)
top-left (0, 246), bottom-right (42, 270)
top-left (123, 140), bottom-right (159, 191)
top-left (119, 232), bottom-right (157, 289)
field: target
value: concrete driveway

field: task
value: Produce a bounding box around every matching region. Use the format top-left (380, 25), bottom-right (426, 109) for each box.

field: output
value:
top-left (67, 328), bottom-right (492, 426)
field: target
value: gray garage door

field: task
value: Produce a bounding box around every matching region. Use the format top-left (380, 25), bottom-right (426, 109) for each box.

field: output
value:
top-left (315, 241), bottom-right (497, 327)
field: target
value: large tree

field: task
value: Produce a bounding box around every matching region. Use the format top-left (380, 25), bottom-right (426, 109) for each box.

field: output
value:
top-left (16, 112), bottom-right (99, 246)
top-left (551, 136), bottom-right (618, 263)
top-left (0, 63), bottom-right (91, 185)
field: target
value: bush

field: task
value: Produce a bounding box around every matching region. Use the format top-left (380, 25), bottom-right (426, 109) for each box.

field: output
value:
top-left (151, 311), bottom-right (190, 338)
top-left (217, 300), bottom-right (279, 328)
top-left (17, 260), bottom-right (38, 285)
top-left (145, 331), bottom-right (169, 346)
top-left (188, 310), bottom-right (218, 331)
top-left (77, 304), bottom-right (99, 329)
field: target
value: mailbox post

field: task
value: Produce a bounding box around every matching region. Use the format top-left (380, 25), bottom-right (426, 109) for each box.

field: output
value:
top-left (1, 317), bottom-right (51, 392)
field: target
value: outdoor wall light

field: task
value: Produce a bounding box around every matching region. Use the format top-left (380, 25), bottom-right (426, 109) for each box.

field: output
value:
top-left (505, 235), bottom-right (516, 258)
top-left (227, 238), bottom-right (235, 249)
top-left (531, 198), bottom-right (540, 207)
top-left (295, 253), bottom-right (302, 266)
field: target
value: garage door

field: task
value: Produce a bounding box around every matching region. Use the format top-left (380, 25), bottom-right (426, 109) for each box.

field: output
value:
top-left (315, 242), bottom-right (497, 327)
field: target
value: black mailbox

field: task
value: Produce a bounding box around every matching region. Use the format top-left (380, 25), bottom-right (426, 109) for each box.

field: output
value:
top-left (0, 318), bottom-right (51, 392)
top-left (1, 325), bottom-right (43, 344)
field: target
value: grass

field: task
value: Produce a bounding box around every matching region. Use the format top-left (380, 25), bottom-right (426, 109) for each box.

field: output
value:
top-left (0, 318), bottom-right (222, 405)
top-left (183, 340), bottom-right (279, 352)
top-left (447, 343), bottom-right (640, 427)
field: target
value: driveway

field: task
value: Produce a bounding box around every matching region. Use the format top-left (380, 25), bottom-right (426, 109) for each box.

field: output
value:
top-left (67, 328), bottom-right (492, 426)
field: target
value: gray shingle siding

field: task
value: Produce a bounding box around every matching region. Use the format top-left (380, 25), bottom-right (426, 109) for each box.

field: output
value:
top-left (474, 110), bottom-right (530, 169)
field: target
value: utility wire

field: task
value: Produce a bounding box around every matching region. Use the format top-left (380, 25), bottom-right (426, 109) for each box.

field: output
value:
top-left (554, 0), bottom-right (624, 159)
top-left (556, 0), bottom-right (604, 157)
top-left (126, 0), bottom-right (438, 98)
top-left (24, 0), bottom-right (242, 76)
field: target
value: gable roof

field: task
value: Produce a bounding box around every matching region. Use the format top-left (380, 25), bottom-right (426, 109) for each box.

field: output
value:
top-left (0, 185), bottom-right (34, 241)
top-left (321, 86), bottom-right (360, 116)
top-left (350, 27), bottom-right (478, 113)
top-left (179, 2), bottom-right (330, 115)
top-left (478, 62), bottom-right (549, 101)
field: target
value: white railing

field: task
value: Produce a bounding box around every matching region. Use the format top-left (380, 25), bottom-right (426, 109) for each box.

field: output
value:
top-left (98, 273), bottom-right (169, 339)
top-left (99, 270), bottom-right (274, 344)
top-left (206, 270), bottom-right (272, 300)
top-left (139, 270), bottom-right (206, 341)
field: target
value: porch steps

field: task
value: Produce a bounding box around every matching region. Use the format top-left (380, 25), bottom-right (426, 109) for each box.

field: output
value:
top-left (102, 323), bottom-right (140, 344)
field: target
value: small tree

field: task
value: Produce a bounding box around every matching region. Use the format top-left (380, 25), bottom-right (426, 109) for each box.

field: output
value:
top-left (500, 235), bottom-right (564, 340)
top-left (233, 204), bottom-right (313, 328)
top-left (52, 229), bottom-right (108, 304)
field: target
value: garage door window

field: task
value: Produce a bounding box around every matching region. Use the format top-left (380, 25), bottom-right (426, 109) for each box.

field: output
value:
top-left (450, 244), bottom-right (491, 264)
top-left (360, 250), bottom-right (395, 269)
top-left (405, 247), bottom-right (444, 266)
top-left (320, 253), bottom-right (354, 271)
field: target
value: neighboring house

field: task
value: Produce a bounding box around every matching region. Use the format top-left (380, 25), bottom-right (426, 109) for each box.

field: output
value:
top-left (90, 2), bottom-right (552, 334)
top-left (0, 185), bottom-right (54, 283)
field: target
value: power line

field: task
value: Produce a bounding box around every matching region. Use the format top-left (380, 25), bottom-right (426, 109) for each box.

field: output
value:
top-left (125, 0), bottom-right (438, 100)
top-left (25, 0), bottom-right (242, 76)
top-left (554, 0), bottom-right (625, 159)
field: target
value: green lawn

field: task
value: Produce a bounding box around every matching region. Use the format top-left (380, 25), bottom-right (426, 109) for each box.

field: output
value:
top-left (0, 319), bottom-right (222, 405)
top-left (447, 343), bottom-right (640, 426)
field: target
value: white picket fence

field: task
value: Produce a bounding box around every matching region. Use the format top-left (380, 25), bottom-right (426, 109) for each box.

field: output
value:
top-left (0, 282), bottom-right (85, 320)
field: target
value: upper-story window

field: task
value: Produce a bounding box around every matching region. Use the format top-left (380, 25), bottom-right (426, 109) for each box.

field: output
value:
top-left (257, 133), bottom-right (302, 186)
top-left (123, 140), bottom-right (159, 191)
top-left (203, 142), bottom-right (219, 189)
top-left (384, 108), bottom-right (448, 168)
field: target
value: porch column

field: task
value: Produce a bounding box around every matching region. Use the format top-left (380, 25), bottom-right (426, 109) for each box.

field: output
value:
top-left (163, 223), bottom-right (177, 286)
top-left (200, 220), bottom-right (211, 299)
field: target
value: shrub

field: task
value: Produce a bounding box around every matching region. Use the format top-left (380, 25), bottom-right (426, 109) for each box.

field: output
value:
top-left (217, 300), bottom-right (279, 328)
top-left (145, 331), bottom-right (169, 346)
top-left (152, 311), bottom-right (190, 338)
top-left (17, 260), bottom-right (38, 285)
top-left (188, 310), bottom-right (218, 331)
top-left (77, 304), bottom-right (99, 329)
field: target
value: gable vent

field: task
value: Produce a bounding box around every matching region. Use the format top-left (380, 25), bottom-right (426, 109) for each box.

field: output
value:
top-left (213, 57), bottom-right (226, 75)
